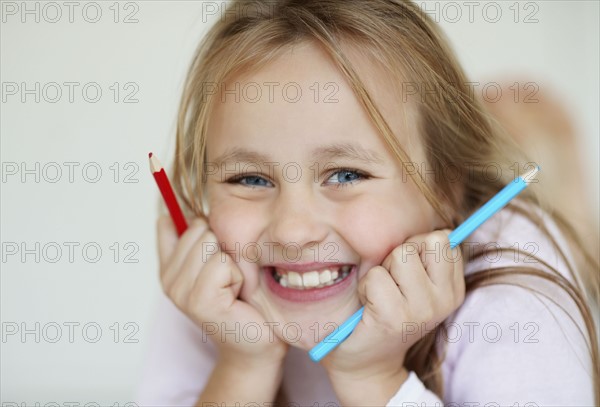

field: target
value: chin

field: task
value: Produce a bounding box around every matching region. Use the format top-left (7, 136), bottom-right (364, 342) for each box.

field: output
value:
top-left (273, 308), bottom-right (358, 350)
top-left (242, 264), bottom-right (363, 350)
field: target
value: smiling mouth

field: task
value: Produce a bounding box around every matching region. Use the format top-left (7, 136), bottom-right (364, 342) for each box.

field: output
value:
top-left (271, 265), bottom-right (352, 290)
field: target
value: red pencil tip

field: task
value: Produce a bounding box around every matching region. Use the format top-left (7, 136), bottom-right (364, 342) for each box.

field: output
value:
top-left (149, 152), bottom-right (153, 158)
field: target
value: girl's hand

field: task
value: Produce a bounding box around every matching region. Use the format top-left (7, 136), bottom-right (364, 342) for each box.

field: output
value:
top-left (157, 215), bottom-right (288, 367)
top-left (322, 230), bottom-right (465, 405)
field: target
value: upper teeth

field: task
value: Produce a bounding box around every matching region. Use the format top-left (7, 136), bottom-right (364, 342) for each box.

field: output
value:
top-left (274, 265), bottom-right (351, 289)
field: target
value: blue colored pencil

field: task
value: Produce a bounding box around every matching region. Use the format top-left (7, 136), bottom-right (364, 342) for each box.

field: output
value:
top-left (308, 166), bottom-right (540, 362)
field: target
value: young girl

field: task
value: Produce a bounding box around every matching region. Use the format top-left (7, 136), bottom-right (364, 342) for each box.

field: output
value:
top-left (136, 1), bottom-right (599, 405)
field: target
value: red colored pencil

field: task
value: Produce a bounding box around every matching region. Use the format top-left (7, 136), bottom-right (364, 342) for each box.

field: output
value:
top-left (149, 152), bottom-right (188, 236)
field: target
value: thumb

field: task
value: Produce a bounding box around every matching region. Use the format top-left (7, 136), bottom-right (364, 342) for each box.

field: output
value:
top-left (356, 265), bottom-right (397, 316)
top-left (226, 254), bottom-right (245, 299)
top-left (196, 251), bottom-right (245, 305)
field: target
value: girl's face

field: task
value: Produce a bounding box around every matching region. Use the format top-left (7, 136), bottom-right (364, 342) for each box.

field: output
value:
top-left (205, 42), bottom-right (444, 349)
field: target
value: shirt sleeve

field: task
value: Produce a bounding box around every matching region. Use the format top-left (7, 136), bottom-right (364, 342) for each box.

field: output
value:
top-left (133, 292), bottom-right (217, 406)
top-left (438, 203), bottom-right (596, 406)
top-left (441, 282), bottom-right (595, 406)
top-left (386, 371), bottom-right (443, 406)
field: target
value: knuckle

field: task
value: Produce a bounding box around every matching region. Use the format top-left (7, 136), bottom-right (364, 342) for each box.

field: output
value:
top-left (366, 265), bottom-right (387, 282)
top-left (172, 294), bottom-right (185, 311)
top-left (434, 229), bottom-right (450, 242)
top-left (166, 278), bottom-right (179, 298)
top-left (391, 245), bottom-right (405, 256)
top-left (200, 230), bottom-right (218, 245)
top-left (191, 217), bottom-right (208, 229)
top-left (159, 280), bottom-right (170, 298)
top-left (159, 270), bottom-right (172, 290)
top-left (391, 245), bottom-right (411, 264)
top-left (184, 218), bottom-right (208, 238)
top-left (391, 246), bottom-right (405, 260)
top-left (166, 285), bottom-right (180, 306)
top-left (425, 232), bottom-right (443, 248)
top-left (200, 243), bottom-right (221, 265)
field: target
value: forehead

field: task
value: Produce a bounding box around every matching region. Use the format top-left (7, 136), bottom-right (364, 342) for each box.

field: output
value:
top-left (205, 41), bottom-right (421, 163)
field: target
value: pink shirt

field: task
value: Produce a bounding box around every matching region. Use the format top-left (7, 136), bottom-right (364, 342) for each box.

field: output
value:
top-left (134, 203), bottom-right (596, 406)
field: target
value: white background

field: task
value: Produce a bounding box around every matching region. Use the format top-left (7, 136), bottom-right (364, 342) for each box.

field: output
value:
top-left (1, 0), bottom-right (598, 402)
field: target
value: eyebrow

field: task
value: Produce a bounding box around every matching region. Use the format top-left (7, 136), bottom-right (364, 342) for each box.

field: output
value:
top-left (211, 148), bottom-right (271, 167)
top-left (211, 143), bottom-right (384, 167)
top-left (313, 143), bottom-right (384, 165)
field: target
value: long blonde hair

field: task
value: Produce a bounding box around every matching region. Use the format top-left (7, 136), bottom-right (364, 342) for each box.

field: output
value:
top-left (172, 0), bottom-right (599, 402)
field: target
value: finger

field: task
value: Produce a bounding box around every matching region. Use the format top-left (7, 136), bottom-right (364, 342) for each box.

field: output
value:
top-left (426, 229), bottom-right (461, 302)
top-left (158, 217), bottom-right (208, 279)
top-left (167, 229), bottom-right (220, 305)
top-left (403, 230), bottom-right (456, 290)
top-left (404, 229), bottom-right (464, 313)
top-left (357, 266), bottom-right (405, 323)
top-left (382, 243), bottom-right (433, 306)
top-left (191, 250), bottom-right (244, 314)
top-left (451, 245), bottom-right (466, 306)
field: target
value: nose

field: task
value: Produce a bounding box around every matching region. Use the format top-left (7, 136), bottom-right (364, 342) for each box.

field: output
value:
top-left (267, 186), bottom-right (330, 250)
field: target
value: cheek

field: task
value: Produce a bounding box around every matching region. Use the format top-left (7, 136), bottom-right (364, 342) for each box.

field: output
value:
top-left (336, 199), bottom-right (406, 269)
top-left (207, 196), bottom-right (265, 298)
top-left (207, 195), bottom-right (263, 246)
top-left (337, 192), bottom-right (434, 276)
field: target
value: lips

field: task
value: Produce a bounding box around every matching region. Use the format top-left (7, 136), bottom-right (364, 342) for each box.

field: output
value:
top-left (264, 263), bottom-right (356, 302)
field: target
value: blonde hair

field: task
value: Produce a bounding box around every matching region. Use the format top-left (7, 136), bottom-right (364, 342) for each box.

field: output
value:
top-left (172, 0), bottom-right (599, 402)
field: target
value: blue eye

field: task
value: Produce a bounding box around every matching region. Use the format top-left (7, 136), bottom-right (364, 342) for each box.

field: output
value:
top-left (229, 175), bottom-right (272, 188)
top-left (325, 169), bottom-right (367, 188)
